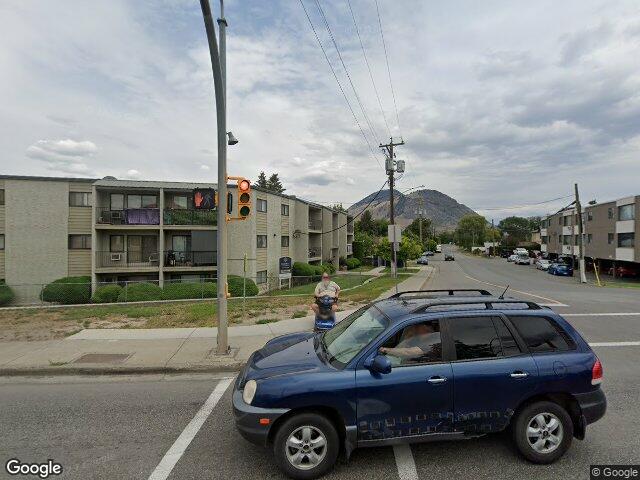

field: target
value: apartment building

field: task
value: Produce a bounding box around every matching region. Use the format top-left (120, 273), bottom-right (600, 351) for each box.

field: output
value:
top-left (0, 175), bottom-right (353, 302)
top-left (540, 194), bottom-right (639, 270)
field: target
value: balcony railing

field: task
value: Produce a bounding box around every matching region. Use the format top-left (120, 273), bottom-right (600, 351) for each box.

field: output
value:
top-left (96, 251), bottom-right (159, 268)
top-left (165, 251), bottom-right (217, 267)
top-left (309, 247), bottom-right (321, 258)
top-left (96, 207), bottom-right (160, 225)
top-left (309, 220), bottom-right (322, 231)
top-left (163, 209), bottom-right (217, 226)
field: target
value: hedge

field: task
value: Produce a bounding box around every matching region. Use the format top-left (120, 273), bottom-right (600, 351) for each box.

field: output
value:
top-left (0, 281), bottom-right (15, 306)
top-left (117, 282), bottom-right (163, 302)
top-left (162, 282), bottom-right (216, 300)
top-left (228, 275), bottom-right (258, 297)
top-left (292, 262), bottom-right (316, 277)
top-left (41, 276), bottom-right (91, 305)
top-left (345, 258), bottom-right (362, 270)
top-left (91, 285), bottom-right (123, 303)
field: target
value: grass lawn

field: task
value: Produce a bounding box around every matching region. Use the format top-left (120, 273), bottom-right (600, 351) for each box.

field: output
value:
top-left (0, 273), bottom-right (414, 340)
top-left (347, 265), bottom-right (376, 272)
top-left (381, 266), bottom-right (420, 274)
top-left (269, 274), bottom-right (371, 296)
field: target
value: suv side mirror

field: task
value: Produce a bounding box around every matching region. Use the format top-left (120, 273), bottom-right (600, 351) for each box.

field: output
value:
top-left (367, 354), bottom-right (392, 374)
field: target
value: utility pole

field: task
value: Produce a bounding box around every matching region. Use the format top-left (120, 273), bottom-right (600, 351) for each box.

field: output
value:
top-left (200, 0), bottom-right (230, 354)
top-left (491, 219), bottom-right (495, 257)
top-left (380, 137), bottom-right (405, 280)
top-left (575, 183), bottom-right (587, 283)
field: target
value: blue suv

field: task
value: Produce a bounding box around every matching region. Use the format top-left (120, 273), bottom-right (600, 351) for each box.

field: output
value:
top-left (233, 289), bottom-right (606, 479)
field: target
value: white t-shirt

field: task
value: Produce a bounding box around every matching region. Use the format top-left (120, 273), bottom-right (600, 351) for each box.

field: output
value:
top-left (315, 281), bottom-right (340, 298)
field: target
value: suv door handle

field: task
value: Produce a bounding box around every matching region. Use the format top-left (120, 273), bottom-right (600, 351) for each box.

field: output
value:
top-left (510, 371), bottom-right (529, 379)
top-left (427, 376), bottom-right (447, 384)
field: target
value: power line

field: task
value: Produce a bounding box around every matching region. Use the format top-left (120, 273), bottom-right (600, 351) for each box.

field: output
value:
top-left (313, 0), bottom-right (380, 145)
top-left (298, 0), bottom-right (382, 168)
top-left (474, 194), bottom-right (574, 212)
top-left (347, 0), bottom-right (392, 138)
top-left (374, 0), bottom-right (401, 133)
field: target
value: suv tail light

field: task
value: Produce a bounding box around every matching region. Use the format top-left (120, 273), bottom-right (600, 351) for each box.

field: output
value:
top-left (592, 357), bottom-right (603, 385)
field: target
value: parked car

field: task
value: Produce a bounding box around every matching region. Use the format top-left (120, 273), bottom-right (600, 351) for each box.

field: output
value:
top-left (508, 254), bottom-right (518, 262)
top-left (548, 262), bottom-right (574, 276)
top-left (536, 259), bottom-right (552, 271)
top-left (422, 251), bottom-right (434, 257)
top-left (233, 290), bottom-right (606, 479)
top-left (515, 253), bottom-right (531, 265)
top-left (500, 251), bottom-right (511, 258)
top-left (416, 256), bottom-right (429, 265)
top-left (607, 265), bottom-right (640, 279)
top-left (444, 253), bottom-right (455, 261)
top-left (436, 244), bottom-right (442, 253)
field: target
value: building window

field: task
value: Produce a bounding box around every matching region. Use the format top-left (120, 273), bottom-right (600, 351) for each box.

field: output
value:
top-left (110, 235), bottom-right (125, 252)
top-left (618, 232), bottom-right (635, 248)
top-left (558, 235), bottom-right (562, 244)
top-left (0, 234), bottom-right (4, 250)
top-left (574, 235), bottom-right (579, 246)
top-left (541, 236), bottom-right (547, 245)
top-left (170, 195), bottom-right (189, 209)
top-left (257, 235), bottom-right (267, 248)
top-left (69, 192), bottom-right (92, 207)
top-left (608, 233), bottom-right (614, 244)
top-left (587, 234), bottom-right (592, 244)
top-left (281, 204), bottom-right (289, 216)
top-left (110, 193), bottom-right (124, 210)
top-left (0, 189), bottom-right (5, 205)
top-left (558, 217), bottom-right (562, 225)
top-left (68, 234), bottom-right (91, 249)
top-left (281, 236), bottom-right (289, 247)
top-left (256, 270), bottom-right (267, 284)
top-left (608, 208), bottom-right (614, 219)
top-left (128, 194), bottom-right (157, 209)
top-left (562, 216), bottom-right (570, 226)
top-left (618, 204), bottom-right (635, 221)
top-left (587, 211), bottom-right (593, 221)
top-left (257, 199), bottom-right (267, 213)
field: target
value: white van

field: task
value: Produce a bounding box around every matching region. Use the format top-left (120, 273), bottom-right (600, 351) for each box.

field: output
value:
top-left (436, 244), bottom-right (442, 253)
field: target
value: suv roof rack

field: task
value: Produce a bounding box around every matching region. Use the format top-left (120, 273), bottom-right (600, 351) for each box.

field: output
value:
top-left (389, 289), bottom-right (492, 299)
top-left (411, 298), bottom-right (542, 313)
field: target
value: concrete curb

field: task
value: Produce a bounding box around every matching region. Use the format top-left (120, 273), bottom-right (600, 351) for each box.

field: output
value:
top-left (0, 363), bottom-right (245, 377)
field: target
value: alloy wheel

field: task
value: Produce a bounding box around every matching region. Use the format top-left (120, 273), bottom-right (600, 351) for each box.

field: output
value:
top-left (526, 412), bottom-right (563, 454)
top-left (285, 425), bottom-right (328, 470)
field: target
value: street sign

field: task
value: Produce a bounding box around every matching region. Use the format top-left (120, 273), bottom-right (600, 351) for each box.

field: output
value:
top-left (387, 225), bottom-right (402, 243)
top-left (279, 256), bottom-right (292, 274)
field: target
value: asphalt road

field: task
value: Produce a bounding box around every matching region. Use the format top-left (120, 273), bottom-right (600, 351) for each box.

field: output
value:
top-left (2, 253), bottom-right (639, 480)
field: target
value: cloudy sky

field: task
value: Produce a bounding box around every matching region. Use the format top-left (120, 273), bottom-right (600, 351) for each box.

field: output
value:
top-left (1, 0), bottom-right (639, 220)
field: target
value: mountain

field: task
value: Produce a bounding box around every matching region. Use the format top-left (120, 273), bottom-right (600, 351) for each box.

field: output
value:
top-left (347, 189), bottom-right (477, 231)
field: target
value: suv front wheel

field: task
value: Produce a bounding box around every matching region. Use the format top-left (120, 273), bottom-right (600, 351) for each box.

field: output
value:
top-left (513, 401), bottom-right (573, 464)
top-left (273, 412), bottom-right (339, 480)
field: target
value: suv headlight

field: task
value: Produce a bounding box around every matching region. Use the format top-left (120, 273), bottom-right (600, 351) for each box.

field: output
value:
top-left (242, 380), bottom-right (257, 405)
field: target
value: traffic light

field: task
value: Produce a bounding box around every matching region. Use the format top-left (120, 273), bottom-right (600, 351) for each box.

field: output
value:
top-left (237, 178), bottom-right (251, 219)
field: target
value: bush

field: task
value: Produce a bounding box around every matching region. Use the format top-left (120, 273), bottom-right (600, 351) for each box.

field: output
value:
top-left (41, 276), bottom-right (91, 305)
top-left (292, 262), bottom-right (316, 277)
top-left (228, 275), bottom-right (258, 297)
top-left (91, 284), bottom-right (123, 303)
top-left (319, 263), bottom-right (336, 274)
top-left (0, 281), bottom-right (14, 306)
top-left (117, 282), bottom-right (162, 302)
top-left (345, 258), bottom-right (362, 270)
top-left (162, 282), bottom-right (216, 300)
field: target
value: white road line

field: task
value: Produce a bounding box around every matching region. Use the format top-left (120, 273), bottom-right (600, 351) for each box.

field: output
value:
top-left (590, 341), bottom-right (640, 347)
top-left (393, 444), bottom-right (418, 480)
top-left (148, 377), bottom-right (234, 480)
top-left (563, 312), bottom-right (640, 317)
top-left (462, 274), bottom-right (568, 306)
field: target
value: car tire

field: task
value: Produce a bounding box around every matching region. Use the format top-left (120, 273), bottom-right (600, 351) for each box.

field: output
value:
top-left (513, 401), bottom-right (573, 464)
top-left (273, 412), bottom-right (340, 480)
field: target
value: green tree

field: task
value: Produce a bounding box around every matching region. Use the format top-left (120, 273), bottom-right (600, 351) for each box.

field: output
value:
top-left (353, 231), bottom-right (374, 260)
top-left (498, 216), bottom-right (532, 245)
top-left (266, 173), bottom-right (285, 193)
top-left (375, 234), bottom-right (423, 263)
top-left (405, 217), bottom-right (432, 245)
top-left (355, 209), bottom-right (388, 236)
top-left (331, 203), bottom-right (347, 214)
top-left (256, 171), bottom-right (268, 188)
top-left (456, 214), bottom-right (487, 250)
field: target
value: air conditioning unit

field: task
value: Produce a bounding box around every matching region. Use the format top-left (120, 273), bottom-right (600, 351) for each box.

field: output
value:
top-left (111, 211), bottom-right (123, 223)
top-left (110, 253), bottom-right (122, 261)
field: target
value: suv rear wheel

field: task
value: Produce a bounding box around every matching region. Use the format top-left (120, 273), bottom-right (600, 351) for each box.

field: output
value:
top-left (273, 412), bottom-right (339, 480)
top-left (513, 400), bottom-right (573, 464)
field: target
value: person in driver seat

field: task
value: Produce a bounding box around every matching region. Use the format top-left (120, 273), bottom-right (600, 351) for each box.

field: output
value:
top-left (379, 323), bottom-right (441, 363)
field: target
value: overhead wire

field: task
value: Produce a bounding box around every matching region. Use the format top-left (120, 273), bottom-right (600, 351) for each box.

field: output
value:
top-left (473, 194), bottom-right (574, 212)
top-left (374, 0), bottom-right (401, 133)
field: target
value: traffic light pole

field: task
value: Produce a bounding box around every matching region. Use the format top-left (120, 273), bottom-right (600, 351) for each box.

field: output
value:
top-left (200, 0), bottom-right (229, 354)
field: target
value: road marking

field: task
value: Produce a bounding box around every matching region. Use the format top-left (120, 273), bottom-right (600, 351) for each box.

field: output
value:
top-left (148, 377), bottom-right (234, 480)
top-left (462, 274), bottom-right (568, 306)
top-left (590, 341), bottom-right (640, 347)
top-left (563, 312), bottom-right (640, 317)
top-left (393, 444), bottom-right (418, 480)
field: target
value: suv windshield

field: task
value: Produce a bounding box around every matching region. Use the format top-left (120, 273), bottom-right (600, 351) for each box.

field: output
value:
top-left (321, 305), bottom-right (388, 368)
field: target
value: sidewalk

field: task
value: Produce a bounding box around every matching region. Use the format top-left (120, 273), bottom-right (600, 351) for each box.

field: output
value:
top-left (0, 266), bottom-right (433, 376)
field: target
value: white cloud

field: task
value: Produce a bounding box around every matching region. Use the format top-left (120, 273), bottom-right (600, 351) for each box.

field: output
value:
top-left (25, 139), bottom-right (97, 175)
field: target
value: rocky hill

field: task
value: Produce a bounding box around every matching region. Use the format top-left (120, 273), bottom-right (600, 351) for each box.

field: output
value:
top-left (347, 189), bottom-right (476, 231)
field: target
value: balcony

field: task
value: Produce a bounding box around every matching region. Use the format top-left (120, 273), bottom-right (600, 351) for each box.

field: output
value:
top-left (309, 220), bottom-right (322, 231)
top-left (164, 209), bottom-right (217, 226)
top-left (96, 251), bottom-right (159, 269)
top-left (165, 250), bottom-right (217, 267)
top-left (309, 247), bottom-right (321, 258)
top-left (96, 207), bottom-right (160, 226)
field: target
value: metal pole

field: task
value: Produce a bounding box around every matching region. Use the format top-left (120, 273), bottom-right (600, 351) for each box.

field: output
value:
top-left (200, 0), bottom-right (229, 354)
top-left (575, 183), bottom-right (587, 283)
top-left (389, 154), bottom-right (397, 279)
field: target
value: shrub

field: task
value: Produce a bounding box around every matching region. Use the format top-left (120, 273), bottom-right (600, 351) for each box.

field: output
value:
top-left (228, 275), bottom-right (258, 297)
top-left (41, 276), bottom-right (91, 305)
top-left (91, 284), bottom-right (123, 303)
top-left (319, 263), bottom-right (336, 274)
top-left (345, 258), bottom-right (362, 270)
top-left (162, 282), bottom-right (216, 300)
top-left (117, 282), bottom-right (163, 302)
top-left (292, 262), bottom-right (316, 277)
top-left (0, 281), bottom-right (14, 306)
